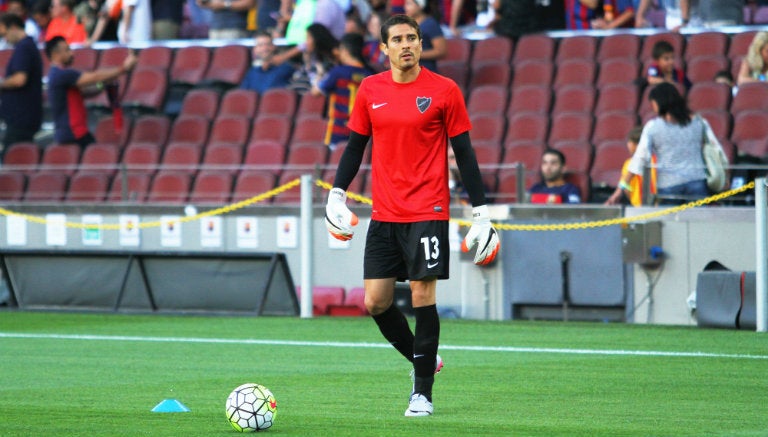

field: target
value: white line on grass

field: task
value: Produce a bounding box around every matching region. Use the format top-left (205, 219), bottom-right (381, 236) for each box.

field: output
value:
top-left (1, 332), bottom-right (766, 360)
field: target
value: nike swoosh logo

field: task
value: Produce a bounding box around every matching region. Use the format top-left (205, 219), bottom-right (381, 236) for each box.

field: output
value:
top-left (372, 103), bottom-right (387, 109)
top-left (413, 354), bottom-right (425, 359)
top-left (427, 262), bottom-right (438, 268)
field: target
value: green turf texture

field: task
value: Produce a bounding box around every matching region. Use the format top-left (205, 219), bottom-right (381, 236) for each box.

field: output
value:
top-left (1, 311), bottom-right (766, 436)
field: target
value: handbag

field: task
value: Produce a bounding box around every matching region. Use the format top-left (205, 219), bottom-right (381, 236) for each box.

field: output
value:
top-left (698, 115), bottom-right (729, 192)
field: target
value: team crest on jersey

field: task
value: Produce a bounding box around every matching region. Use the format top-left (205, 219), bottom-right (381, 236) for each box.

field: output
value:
top-left (416, 97), bottom-right (431, 113)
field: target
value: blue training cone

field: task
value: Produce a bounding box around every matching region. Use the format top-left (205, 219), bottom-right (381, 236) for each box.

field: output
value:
top-left (151, 399), bottom-right (191, 413)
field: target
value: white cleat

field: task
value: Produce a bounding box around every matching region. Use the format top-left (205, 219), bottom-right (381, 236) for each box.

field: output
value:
top-left (404, 393), bottom-right (434, 417)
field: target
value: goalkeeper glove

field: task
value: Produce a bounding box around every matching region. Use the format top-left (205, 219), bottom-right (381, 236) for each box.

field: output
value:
top-left (325, 188), bottom-right (359, 241)
top-left (461, 205), bottom-right (500, 265)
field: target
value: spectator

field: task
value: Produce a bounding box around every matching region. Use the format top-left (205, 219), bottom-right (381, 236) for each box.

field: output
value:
top-left (7, 0), bottom-right (41, 40)
top-left (564, 0), bottom-right (599, 30)
top-left (45, 35), bottom-right (137, 148)
top-left (117, 0), bottom-right (152, 44)
top-left (86, 0), bottom-right (120, 44)
top-left (528, 148), bottom-right (582, 204)
top-left (493, 0), bottom-right (541, 39)
top-left (0, 12), bottom-right (43, 156)
top-left (403, 0), bottom-right (445, 72)
top-left (46, 0), bottom-right (87, 44)
top-left (240, 30), bottom-right (296, 94)
top-left (30, 0), bottom-right (51, 43)
top-left (311, 32), bottom-right (373, 150)
top-left (591, 0), bottom-right (635, 29)
top-left (73, 0), bottom-right (101, 37)
top-left (278, 22), bottom-right (339, 94)
top-left (620, 83), bottom-right (712, 205)
top-left (737, 31), bottom-right (768, 86)
top-left (605, 126), bottom-right (657, 206)
top-left (254, 0), bottom-right (280, 33)
top-left (687, 0), bottom-right (744, 28)
top-left (362, 9), bottom-right (387, 72)
top-left (646, 40), bottom-right (691, 91)
top-left (636, 0), bottom-right (687, 29)
top-left (315, 0), bottom-right (348, 40)
top-left (197, 0), bottom-right (255, 40)
top-left (714, 69), bottom-right (737, 96)
top-left (151, 0), bottom-right (184, 40)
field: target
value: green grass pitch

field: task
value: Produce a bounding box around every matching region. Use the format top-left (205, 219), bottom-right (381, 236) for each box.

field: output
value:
top-left (0, 311), bottom-right (766, 436)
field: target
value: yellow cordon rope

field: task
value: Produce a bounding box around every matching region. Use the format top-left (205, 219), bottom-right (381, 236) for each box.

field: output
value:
top-left (0, 179), bottom-right (755, 232)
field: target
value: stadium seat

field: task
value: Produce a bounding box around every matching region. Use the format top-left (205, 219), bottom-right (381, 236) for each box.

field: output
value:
top-left (436, 61), bottom-right (469, 93)
top-left (595, 58), bottom-right (641, 87)
top-left (472, 140), bottom-right (502, 191)
top-left (511, 59), bottom-right (554, 87)
top-left (727, 31), bottom-right (758, 60)
top-left (564, 171), bottom-right (590, 201)
top-left (502, 141), bottom-right (544, 171)
top-left (469, 114), bottom-right (505, 145)
top-left (688, 82), bottom-right (731, 112)
top-left (121, 143), bottom-right (161, 174)
top-left (495, 170), bottom-right (538, 204)
top-left (507, 85), bottom-right (552, 116)
top-left (295, 286), bottom-right (345, 315)
top-left (167, 115), bottom-right (210, 149)
top-left (590, 140), bottom-right (630, 189)
top-left (469, 61), bottom-right (511, 89)
top-left (550, 141), bottom-right (592, 173)
top-left (202, 44), bottom-right (249, 88)
top-left (129, 115), bottom-right (171, 147)
top-left (597, 33), bottom-right (640, 62)
top-left (243, 140), bottom-right (286, 176)
top-left (170, 46), bottom-right (210, 86)
top-left (504, 112), bottom-right (549, 146)
top-left (731, 110), bottom-right (768, 158)
top-left (512, 34), bottom-right (555, 64)
top-left (555, 35), bottom-right (597, 63)
top-left (553, 58), bottom-right (596, 89)
top-left (684, 32), bottom-right (729, 61)
top-left (160, 143), bottom-right (202, 174)
top-left (232, 171), bottom-right (275, 203)
top-left (201, 143), bottom-right (244, 174)
top-left (257, 88), bottom-right (297, 118)
top-left (686, 55), bottom-right (730, 84)
top-left (179, 88), bottom-right (220, 120)
top-left (249, 115), bottom-right (292, 147)
top-left (136, 46), bottom-right (173, 71)
top-left (699, 109), bottom-right (732, 142)
top-left (23, 172), bottom-right (68, 202)
top-left (595, 83), bottom-right (639, 114)
top-left (640, 32), bottom-right (685, 63)
top-left (65, 172), bottom-right (109, 202)
top-left (80, 143), bottom-right (120, 175)
top-left (146, 171), bottom-right (191, 203)
top-left (71, 47), bottom-right (98, 71)
top-left (327, 286), bottom-right (368, 316)
top-left (551, 85), bottom-right (596, 115)
top-left (730, 82), bottom-right (768, 116)
top-left (188, 170), bottom-right (233, 204)
top-left (0, 172), bottom-right (25, 201)
top-left (122, 68), bottom-right (168, 113)
top-left (93, 115), bottom-right (132, 148)
top-left (2, 142), bottom-right (39, 174)
top-left (468, 84), bottom-right (509, 115)
top-left (273, 168), bottom-right (322, 204)
top-left (548, 112), bottom-right (593, 145)
top-left (296, 93), bottom-right (326, 120)
top-left (40, 143), bottom-right (81, 175)
top-left (290, 116), bottom-right (328, 145)
top-left (219, 88), bottom-right (259, 120)
top-left (107, 172), bottom-right (151, 202)
top-left (444, 37), bottom-right (472, 63)
top-left (208, 116), bottom-right (251, 148)
top-left (473, 36), bottom-right (513, 64)
top-left (591, 112), bottom-right (638, 145)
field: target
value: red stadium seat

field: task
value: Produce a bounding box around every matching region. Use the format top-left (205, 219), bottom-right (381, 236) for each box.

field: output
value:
top-left (591, 112), bottom-right (638, 145)
top-left (731, 110), bottom-right (768, 158)
top-left (167, 115), bottom-right (210, 149)
top-left (513, 34), bottom-right (555, 64)
top-left (444, 38), bottom-right (472, 63)
top-left (553, 58), bottom-right (596, 89)
top-left (40, 143), bottom-right (81, 175)
top-left (468, 85), bottom-right (509, 116)
top-left (495, 170), bottom-right (538, 204)
top-left (219, 89), bottom-right (259, 119)
top-left (121, 143), bottom-right (161, 174)
top-left (507, 85), bottom-right (552, 116)
top-left (257, 88), bottom-right (297, 118)
top-left (685, 32), bottom-right (729, 61)
top-left (146, 171), bottom-right (191, 203)
top-left (551, 141), bottom-right (592, 173)
top-left (595, 83), bottom-right (639, 114)
top-left (505, 112), bottom-right (549, 146)
top-left (686, 55), bottom-right (730, 84)
top-left (249, 115), bottom-right (292, 147)
top-left (688, 82), bottom-right (732, 112)
top-left (469, 61), bottom-right (511, 89)
top-left (243, 140), bottom-right (286, 175)
top-left (188, 170), bottom-right (233, 204)
top-left (727, 31), bottom-right (758, 60)
top-left (93, 115), bottom-right (132, 148)
top-left (24, 172), bottom-right (68, 202)
top-left (160, 143), bottom-right (202, 174)
top-left (290, 116), bottom-right (328, 145)
top-left (699, 109), bottom-right (732, 142)
top-left (203, 44), bottom-right (249, 87)
top-left (0, 172), bottom-right (25, 201)
top-left (502, 141), bottom-right (544, 171)
top-left (136, 46), bottom-right (173, 71)
top-left (548, 113), bottom-right (593, 145)
top-left (129, 115), bottom-right (171, 146)
top-left (555, 35), bottom-right (597, 63)
top-left (201, 143), bottom-right (244, 174)
top-left (296, 93), bottom-right (327, 120)
top-left (436, 61), bottom-right (469, 93)
top-left (469, 114), bottom-right (505, 145)
top-left (170, 46), bottom-right (210, 86)
top-left (71, 47), bottom-right (98, 71)
top-left (2, 142), bottom-right (39, 174)
top-left (473, 36), bottom-right (513, 64)
top-left (597, 33), bottom-right (640, 62)
top-left (595, 58), bottom-right (641, 87)
top-left (122, 68), bottom-right (168, 113)
top-left (551, 85), bottom-right (596, 115)
top-left (65, 172), bottom-right (109, 202)
top-left (511, 60), bottom-right (554, 87)
top-left (232, 171), bottom-right (276, 203)
top-left (179, 89), bottom-right (220, 120)
top-left (730, 82), bottom-right (768, 115)
top-left (107, 172), bottom-right (151, 202)
top-left (208, 116), bottom-right (250, 147)
top-left (590, 140), bottom-right (631, 188)
top-left (80, 143), bottom-right (119, 175)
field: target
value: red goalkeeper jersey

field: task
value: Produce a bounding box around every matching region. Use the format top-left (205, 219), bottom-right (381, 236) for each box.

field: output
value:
top-left (347, 68), bottom-right (471, 222)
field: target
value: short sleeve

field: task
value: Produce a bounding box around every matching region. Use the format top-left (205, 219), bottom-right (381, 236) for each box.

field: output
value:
top-left (444, 81), bottom-right (471, 138)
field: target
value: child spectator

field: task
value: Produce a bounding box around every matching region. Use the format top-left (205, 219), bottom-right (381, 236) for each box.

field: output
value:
top-left (646, 40), bottom-right (691, 91)
top-left (528, 148), bottom-right (582, 204)
top-left (605, 126), bottom-right (657, 206)
top-left (714, 69), bottom-right (737, 97)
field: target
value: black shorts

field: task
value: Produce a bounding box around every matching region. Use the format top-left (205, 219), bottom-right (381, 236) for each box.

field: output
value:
top-left (364, 220), bottom-right (450, 281)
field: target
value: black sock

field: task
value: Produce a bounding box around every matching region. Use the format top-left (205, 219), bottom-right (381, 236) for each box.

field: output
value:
top-left (413, 304), bottom-right (440, 401)
top-left (372, 304), bottom-right (414, 362)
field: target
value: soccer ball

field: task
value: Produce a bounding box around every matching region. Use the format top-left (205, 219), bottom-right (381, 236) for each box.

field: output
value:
top-left (225, 383), bottom-right (277, 432)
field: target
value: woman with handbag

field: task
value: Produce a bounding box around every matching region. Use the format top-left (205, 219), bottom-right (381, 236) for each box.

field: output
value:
top-left (617, 82), bottom-right (722, 205)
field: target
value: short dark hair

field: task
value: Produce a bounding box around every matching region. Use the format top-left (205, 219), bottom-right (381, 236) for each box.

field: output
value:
top-left (0, 12), bottom-right (26, 29)
top-left (44, 35), bottom-right (66, 60)
top-left (651, 40), bottom-right (674, 60)
top-left (627, 126), bottom-right (643, 144)
top-left (542, 148), bottom-right (566, 166)
top-left (381, 14), bottom-right (421, 45)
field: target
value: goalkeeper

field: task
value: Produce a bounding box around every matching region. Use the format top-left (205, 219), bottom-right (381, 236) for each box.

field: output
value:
top-left (325, 14), bottom-right (500, 418)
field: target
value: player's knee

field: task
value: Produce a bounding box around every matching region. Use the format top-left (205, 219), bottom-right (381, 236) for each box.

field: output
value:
top-left (365, 294), bottom-right (393, 315)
